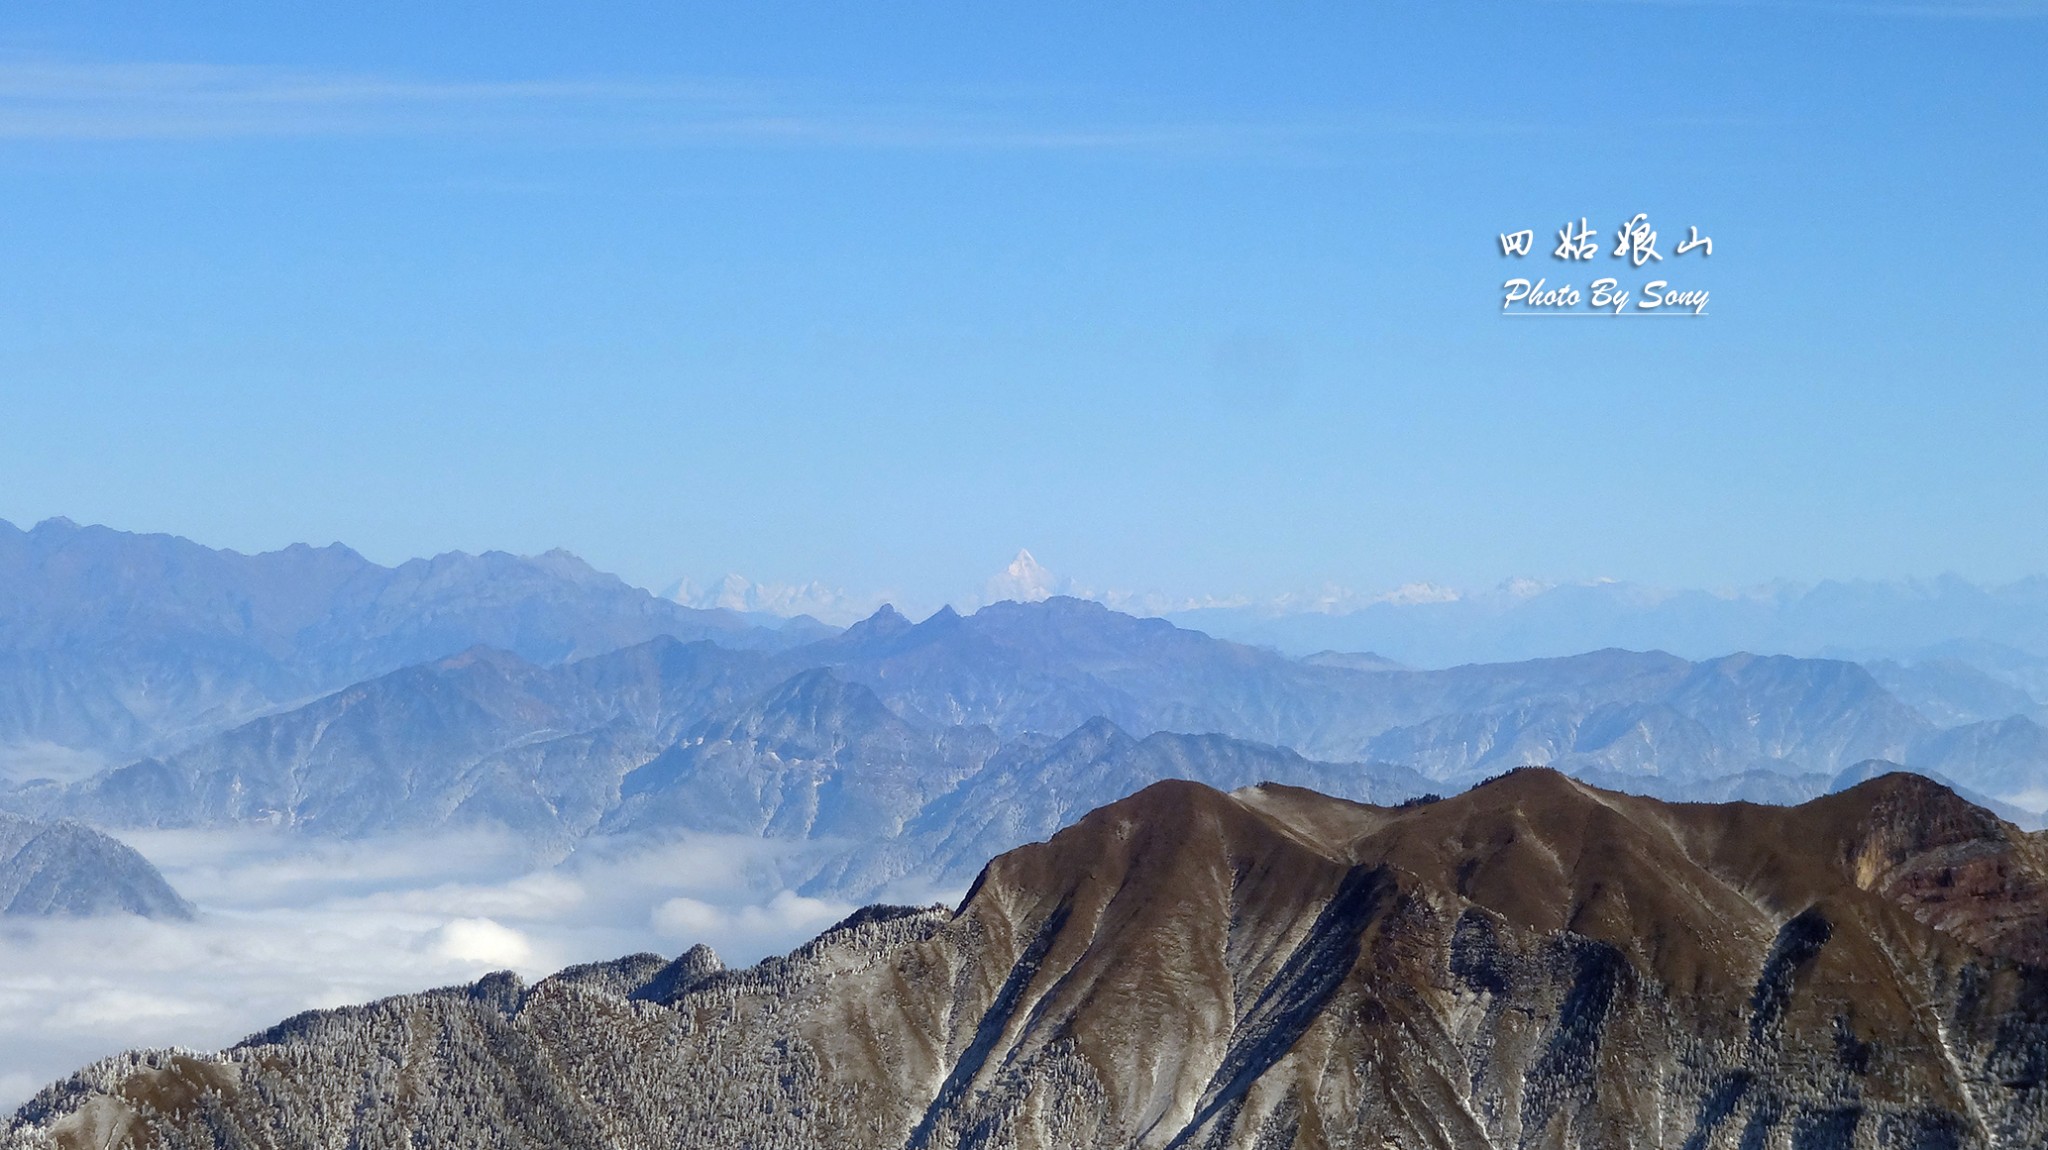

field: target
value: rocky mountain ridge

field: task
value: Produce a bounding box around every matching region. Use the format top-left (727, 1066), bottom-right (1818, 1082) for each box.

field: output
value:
top-left (10, 770), bottom-right (2046, 1148)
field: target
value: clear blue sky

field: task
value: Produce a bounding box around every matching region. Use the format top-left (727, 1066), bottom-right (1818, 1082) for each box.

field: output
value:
top-left (1, 1), bottom-right (2043, 604)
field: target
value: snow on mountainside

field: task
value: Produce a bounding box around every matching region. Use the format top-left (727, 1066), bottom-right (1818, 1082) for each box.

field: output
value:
top-left (0, 812), bottom-right (190, 920)
top-left (12, 772), bottom-right (2046, 1149)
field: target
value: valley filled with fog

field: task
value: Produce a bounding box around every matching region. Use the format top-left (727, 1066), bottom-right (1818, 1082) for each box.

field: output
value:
top-left (0, 826), bottom-right (871, 1108)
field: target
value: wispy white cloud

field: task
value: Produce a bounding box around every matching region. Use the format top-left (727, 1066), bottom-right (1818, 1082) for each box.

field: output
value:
top-left (0, 59), bottom-right (742, 140)
top-left (0, 56), bottom-right (1383, 155)
top-left (0, 742), bottom-right (109, 787)
top-left (650, 889), bottom-right (846, 941)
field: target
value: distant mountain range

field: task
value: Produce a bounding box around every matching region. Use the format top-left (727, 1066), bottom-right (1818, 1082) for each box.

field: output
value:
top-left (1171, 573), bottom-right (2048, 674)
top-left (4, 593), bottom-right (2044, 901)
top-left (3, 520), bottom-right (2045, 903)
top-left (670, 555), bottom-right (2048, 684)
top-left (7, 521), bottom-right (2048, 1143)
top-left (798, 599), bottom-right (2047, 822)
top-left (14, 771), bottom-right (2045, 1148)
top-left (0, 811), bottom-right (189, 919)
top-left (0, 630), bottom-right (1434, 897)
top-left (0, 517), bottom-right (822, 778)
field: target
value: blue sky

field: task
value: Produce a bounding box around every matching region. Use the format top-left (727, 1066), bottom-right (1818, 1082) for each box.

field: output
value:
top-left (0, 1), bottom-right (2043, 607)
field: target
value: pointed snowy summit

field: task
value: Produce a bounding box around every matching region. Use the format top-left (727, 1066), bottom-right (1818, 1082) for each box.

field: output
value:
top-left (984, 548), bottom-right (1063, 604)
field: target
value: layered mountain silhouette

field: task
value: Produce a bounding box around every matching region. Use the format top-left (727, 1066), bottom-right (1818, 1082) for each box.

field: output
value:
top-left (3, 522), bottom-right (2045, 899)
top-left (5, 595), bottom-right (2046, 896)
top-left (0, 812), bottom-right (190, 919)
top-left (800, 599), bottom-right (2046, 813)
top-left (12, 772), bottom-right (2045, 1148)
top-left (0, 517), bottom-right (813, 775)
top-left (3, 634), bottom-right (1426, 896)
top-left (16, 638), bottom-right (782, 845)
top-left (1173, 572), bottom-right (2048, 671)
top-left (1865, 657), bottom-right (2045, 728)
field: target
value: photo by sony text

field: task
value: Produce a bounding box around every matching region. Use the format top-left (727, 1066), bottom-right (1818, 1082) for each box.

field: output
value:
top-left (1499, 212), bottom-right (1712, 315)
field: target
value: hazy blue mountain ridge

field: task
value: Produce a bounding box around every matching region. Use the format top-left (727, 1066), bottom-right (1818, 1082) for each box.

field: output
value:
top-left (604, 668), bottom-right (1000, 842)
top-left (0, 517), bottom-right (814, 776)
top-left (15, 638), bottom-right (783, 845)
top-left (1172, 572), bottom-right (2048, 670)
top-left (798, 599), bottom-right (1703, 761)
top-left (0, 811), bottom-right (191, 919)
top-left (9, 598), bottom-right (2042, 875)
top-left (1864, 655), bottom-right (2046, 726)
top-left (0, 644), bottom-right (1429, 898)
top-left (797, 603), bottom-right (2011, 796)
top-left (1906, 717), bottom-right (2048, 811)
top-left (0, 628), bottom-right (1441, 897)
top-left (4, 524), bottom-right (2045, 882)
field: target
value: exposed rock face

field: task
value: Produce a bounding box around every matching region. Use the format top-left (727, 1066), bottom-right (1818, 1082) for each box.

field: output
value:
top-left (0, 812), bottom-right (191, 919)
top-left (10, 770), bottom-right (2048, 1148)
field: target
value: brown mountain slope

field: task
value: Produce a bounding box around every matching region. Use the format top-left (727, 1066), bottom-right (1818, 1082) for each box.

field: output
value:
top-left (10, 769), bottom-right (2048, 1150)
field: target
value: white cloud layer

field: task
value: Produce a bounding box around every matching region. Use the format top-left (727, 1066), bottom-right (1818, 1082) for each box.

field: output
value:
top-left (0, 826), bottom-right (860, 1113)
top-left (0, 743), bottom-right (111, 787)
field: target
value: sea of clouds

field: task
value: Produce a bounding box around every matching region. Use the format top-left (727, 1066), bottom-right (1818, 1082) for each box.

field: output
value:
top-left (0, 826), bottom-right (917, 1110)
